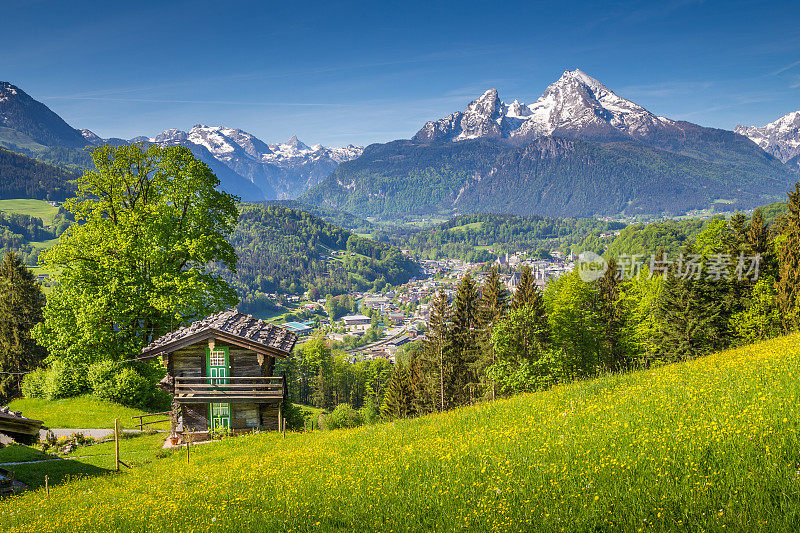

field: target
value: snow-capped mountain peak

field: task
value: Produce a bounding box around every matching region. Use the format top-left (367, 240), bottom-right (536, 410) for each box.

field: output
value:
top-left (735, 110), bottom-right (800, 164)
top-left (413, 69), bottom-right (672, 144)
top-left (134, 125), bottom-right (363, 200)
top-left (284, 135), bottom-right (310, 151)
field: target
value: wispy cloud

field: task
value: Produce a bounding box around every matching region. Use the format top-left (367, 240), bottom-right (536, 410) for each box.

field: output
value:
top-left (770, 59), bottom-right (800, 76)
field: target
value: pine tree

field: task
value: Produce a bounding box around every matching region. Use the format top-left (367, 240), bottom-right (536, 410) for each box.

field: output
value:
top-left (596, 258), bottom-right (626, 370)
top-left (512, 266), bottom-right (535, 309)
top-left (477, 267), bottom-right (507, 399)
top-left (0, 252), bottom-right (46, 401)
top-left (451, 275), bottom-right (480, 406)
top-left (724, 212), bottom-right (749, 257)
top-left (777, 182), bottom-right (800, 332)
top-left (747, 208), bottom-right (770, 258)
top-left (381, 363), bottom-right (411, 420)
top-left (655, 246), bottom-right (725, 361)
top-left (421, 289), bottom-right (452, 411)
top-left (407, 350), bottom-right (431, 415)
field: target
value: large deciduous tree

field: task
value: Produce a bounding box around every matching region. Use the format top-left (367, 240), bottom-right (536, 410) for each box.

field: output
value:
top-left (0, 252), bottom-right (46, 400)
top-left (33, 143), bottom-right (239, 365)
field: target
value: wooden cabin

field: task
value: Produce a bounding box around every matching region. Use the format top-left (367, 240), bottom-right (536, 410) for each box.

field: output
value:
top-left (140, 309), bottom-right (297, 442)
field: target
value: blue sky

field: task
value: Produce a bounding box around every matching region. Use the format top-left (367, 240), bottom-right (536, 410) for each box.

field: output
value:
top-left (4, 0), bottom-right (800, 146)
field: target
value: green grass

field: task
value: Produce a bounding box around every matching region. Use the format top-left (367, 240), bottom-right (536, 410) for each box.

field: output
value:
top-left (0, 445), bottom-right (54, 464)
top-left (0, 199), bottom-right (59, 225)
top-left (448, 221), bottom-right (484, 232)
top-left (7, 396), bottom-right (170, 430)
top-left (2, 335), bottom-right (800, 531)
top-left (4, 433), bottom-right (168, 490)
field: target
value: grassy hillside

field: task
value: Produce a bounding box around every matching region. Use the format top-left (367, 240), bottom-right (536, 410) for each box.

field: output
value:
top-left (7, 395), bottom-right (169, 430)
top-left (2, 334), bottom-right (798, 531)
top-left (0, 199), bottom-right (60, 224)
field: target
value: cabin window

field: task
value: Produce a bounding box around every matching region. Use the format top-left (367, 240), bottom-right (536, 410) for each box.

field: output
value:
top-left (209, 350), bottom-right (226, 367)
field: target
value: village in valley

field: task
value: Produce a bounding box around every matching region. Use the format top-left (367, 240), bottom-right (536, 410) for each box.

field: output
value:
top-left (278, 250), bottom-right (576, 363)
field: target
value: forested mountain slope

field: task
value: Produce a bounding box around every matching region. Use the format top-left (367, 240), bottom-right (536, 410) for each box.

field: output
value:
top-left (223, 204), bottom-right (419, 302)
top-left (0, 147), bottom-right (77, 200)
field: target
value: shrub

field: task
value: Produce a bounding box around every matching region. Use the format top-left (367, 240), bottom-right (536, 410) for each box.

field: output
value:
top-left (88, 362), bottom-right (166, 409)
top-left (282, 402), bottom-right (305, 430)
top-left (359, 399), bottom-right (379, 425)
top-left (322, 404), bottom-right (363, 430)
top-left (87, 361), bottom-right (117, 400)
top-left (43, 360), bottom-right (88, 400)
top-left (21, 368), bottom-right (47, 398)
top-left (110, 367), bottom-right (153, 408)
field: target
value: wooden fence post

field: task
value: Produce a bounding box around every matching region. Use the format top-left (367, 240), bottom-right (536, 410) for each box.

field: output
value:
top-left (45, 475), bottom-right (49, 497)
top-left (114, 418), bottom-right (120, 472)
top-left (283, 418), bottom-right (286, 438)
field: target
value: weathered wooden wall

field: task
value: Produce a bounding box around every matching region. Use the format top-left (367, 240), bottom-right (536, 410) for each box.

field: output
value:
top-left (232, 403), bottom-right (260, 429)
top-left (182, 403), bottom-right (208, 432)
top-left (172, 347), bottom-right (204, 378)
top-left (260, 404), bottom-right (280, 431)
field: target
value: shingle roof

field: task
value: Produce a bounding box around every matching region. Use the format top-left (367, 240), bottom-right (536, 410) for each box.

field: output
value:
top-left (141, 309), bottom-right (297, 357)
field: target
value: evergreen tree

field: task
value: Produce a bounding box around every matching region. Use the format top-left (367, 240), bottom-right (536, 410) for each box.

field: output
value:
top-left (421, 289), bottom-right (452, 411)
top-left (512, 266), bottom-right (536, 309)
top-left (747, 208), bottom-right (770, 259)
top-left (0, 252), bottom-right (46, 401)
top-left (723, 212), bottom-right (749, 258)
top-left (777, 182), bottom-right (800, 332)
top-left (655, 246), bottom-right (726, 361)
top-left (451, 275), bottom-right (480, 405)
top-left (380, 363), bottom-right (412, 420)
top-left (596, 258), bottom-right (626, 370)
top-left (477, 267), bottom-right (507, 399)
top-left (407, 350), bottom-right (432, 415)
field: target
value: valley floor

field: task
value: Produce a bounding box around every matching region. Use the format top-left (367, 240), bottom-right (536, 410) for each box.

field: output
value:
top-left (1, 335), bottom-right (799, 531)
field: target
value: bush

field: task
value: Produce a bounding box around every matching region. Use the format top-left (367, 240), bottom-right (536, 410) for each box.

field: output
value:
top-left (88, 362), bottom-right (166, 409)
top-left (21, 368), bottom-right (47, 398)
top-left (322, 404), bottom-right (363, 430)
top-left (87, 361), bottom-right (117, 400)
top-left (43, 360), bottom-right (88, 400)
top-left (359, 399), bottom-right (379, 426)
top-left (282, 402), bottom-right (305, 431)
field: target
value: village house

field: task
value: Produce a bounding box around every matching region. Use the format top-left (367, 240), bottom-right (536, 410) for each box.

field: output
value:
top-left (140, 309), bottom-right (297, 443)
top-left (342, 314), bottom-right (371, 331)
top-left (283, 321), bottom-right (314, 337)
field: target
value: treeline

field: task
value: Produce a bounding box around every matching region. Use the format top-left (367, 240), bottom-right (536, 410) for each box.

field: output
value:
top-left (0, 147), bottom-right (78, 200)
top-left (396, 213), bottom-right (619, 261)
top-left (379, 184), bottom-right (800, 418)
top-left (223, 204), bottom-right (419, 312)
top-left (278, 336), bottom-right (392, 413)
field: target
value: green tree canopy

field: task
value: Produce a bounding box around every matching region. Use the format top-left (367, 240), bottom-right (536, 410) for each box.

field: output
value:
top-left (33, 143), bottom-right (239, 365)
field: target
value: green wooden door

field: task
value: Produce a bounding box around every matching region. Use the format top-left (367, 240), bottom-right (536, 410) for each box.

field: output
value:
top-left (206, 346), bottom-right (231, 431)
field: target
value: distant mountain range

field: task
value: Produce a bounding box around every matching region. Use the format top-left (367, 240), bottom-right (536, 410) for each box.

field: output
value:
top-left (736, 111), bottom-right (800, 171)
top-left (2, 75), bottom-right (800, 218)
top-left (303, 70), bottom-right (799, 218)
top-left (0, 82), bottom-right (362, 200)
